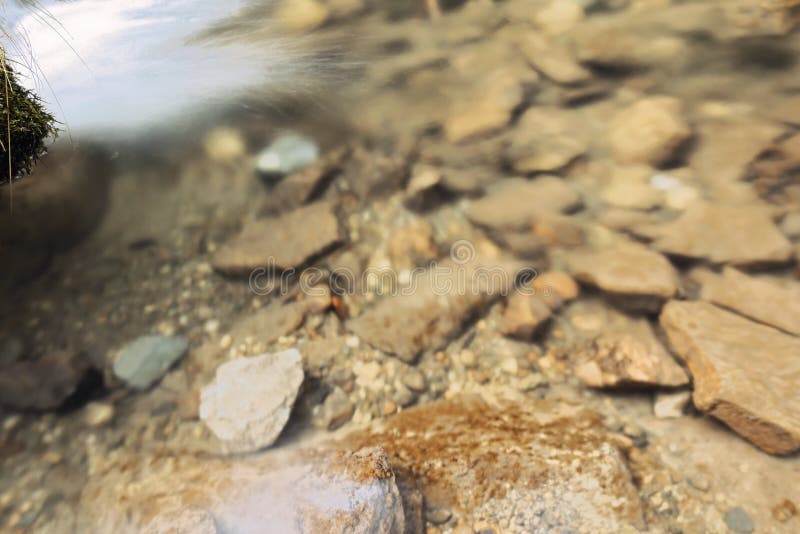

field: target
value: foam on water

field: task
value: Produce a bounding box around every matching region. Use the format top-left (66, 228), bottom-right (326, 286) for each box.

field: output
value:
top-left (1, 0), bottom-right (304, 134)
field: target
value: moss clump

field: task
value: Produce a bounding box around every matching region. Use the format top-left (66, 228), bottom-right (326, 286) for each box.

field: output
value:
top-left (0, 54), bottom-right (58, 185)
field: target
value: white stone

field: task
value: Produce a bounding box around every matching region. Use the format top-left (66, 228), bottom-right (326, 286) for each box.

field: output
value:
top-left (199, 349), bottom-right (304, 454)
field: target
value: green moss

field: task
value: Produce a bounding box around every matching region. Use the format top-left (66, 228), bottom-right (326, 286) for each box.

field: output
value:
top-left (0, 54), bottom-right (58, 184)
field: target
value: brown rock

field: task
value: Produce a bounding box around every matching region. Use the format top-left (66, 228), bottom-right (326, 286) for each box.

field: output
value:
top-left (465, 176), bottom-right (581, 231)
top-left (348, 256), bottom-right (517, 362)
top-left (0, 351), bottom-right (91, 410)
top-left (575, 319), bottom-right (689, 389)
top-left (650, 202), bottom-right (793, 266)
top-left (698, 267), bottom-right (800, 336)
top-left (517, 34), bottom-right (591, 85)
top-left (533, 270), bottom-right (580, 301)
top-left (212, 202), bottom-right (342, 275)
top-left (564, 241), bottom-right (679, 310)
top-left (609, 96), bottom-right (692, 166)
top-left (506, 107), bottom-right (588, 174)
top-left (660, 300), bottom-right (800, 454)
top-left (346, 395), bottom-right (645, 532)
top-left (500, 294), bottom-right (553, 339)
top-left (443, 68), bottom-right (525, 143)
top-left (228, 301), bottom-right (306, 346)
top-left (386, 219), bottom-right (440, 270)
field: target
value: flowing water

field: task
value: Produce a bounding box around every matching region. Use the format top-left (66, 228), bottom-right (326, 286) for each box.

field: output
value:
top-left (1, 1), bottom-right (800, 532)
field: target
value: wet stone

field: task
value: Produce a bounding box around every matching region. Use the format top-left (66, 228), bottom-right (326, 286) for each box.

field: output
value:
top-left (199, 349), bottom-right (304, 454)
top-left (609, 96), bottom-right (692, 167)
top-left (650, 202), bottom-right (793, 266)
top-left (697, 266), bottom-right (800, 336)
top-left (465, 176), bottom-right (582, 231)
top-left (0, 350), bottom-right (91, 410)
top-left (256, 132), bottom-right (320, 182)
top-left (723, 506), bottom-right (754, 534)
top-left (660, 300), bottom-right (800, 454)
top-left (113, 335), bottom-right (189, 391)
top-left (212, 202), bottom-right (342, 275)
top-left (563, 241), bottom-right (679, 311)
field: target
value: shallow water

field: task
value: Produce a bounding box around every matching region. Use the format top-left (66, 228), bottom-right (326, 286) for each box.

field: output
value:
top-left (1, 1), bottom-right (800, 532)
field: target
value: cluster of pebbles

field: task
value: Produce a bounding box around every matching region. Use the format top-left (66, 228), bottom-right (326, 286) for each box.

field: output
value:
top-left (1, 0), bottom-right (800, 532)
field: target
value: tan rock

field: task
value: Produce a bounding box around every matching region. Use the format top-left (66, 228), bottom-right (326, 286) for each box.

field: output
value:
top-left (212, 202), bottom-right (342, 275)
top-left (609, 96), bottom-right (692, 166)
top-left (650, 202), bottom-right (793, 266)
top-left (276, 0), bottom-right (330, 32)
top-left (348, 256), bottom-right (518, 362)
top-left (698, 267), bottom-right (800, 336)
top-left (500, 294), bottom-right (553, 339)
top-left (507, 107), bottom-right (588, 173)
top-left (517, 33), bottom-right (592, 85)
top-left (600, 165), bottom-right (664, 210)
top-left (660, 300), bottom-right (800, 454)
top-left (533, 0), bottom-right (585, 34)
top-left (443, 69), bottom-right (524, 143)
top-left (533, 271), bottom-right (580, 301)
top-left (575, 319), bottom-right (689, 388)
top-left (653, 390), bottom-right (692, 419)
top-left (564, 241), bottom-right (680, 310)
top-left (466, 176), bottom-right (581, 230)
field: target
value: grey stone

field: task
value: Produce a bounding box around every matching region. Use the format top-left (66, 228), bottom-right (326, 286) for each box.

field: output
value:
top-left (723, 506), bottom-right (754, 534)
top-left (113, 335), bottom-right (189, 390)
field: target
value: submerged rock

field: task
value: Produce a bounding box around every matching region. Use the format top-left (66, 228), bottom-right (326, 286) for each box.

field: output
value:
top-left (256, 133), bottom-right (320, 181)
top-left (113, 335), bottom-right (188, 391)
top-left (564, 241), bottom-right (679, 311)
top-left (697, 267), bottom-right (800, 336)
top-left (575, 319), bottom-right (689, 389)
top-left (609, 96), bottom-right (692, 166)
top-left (660, 300), bottom-right (800, 454)
top-left (199, 349), bottom-right (304, 454)
top-left (650, 202), bottom-right (793, 266)
top-left (212, 202), bottom-right (342, 275)
top-left (0, 350), bottom-right (91, 410)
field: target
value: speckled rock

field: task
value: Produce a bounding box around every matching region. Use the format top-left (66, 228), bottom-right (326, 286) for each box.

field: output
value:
top-left (660, 300), bottom-right (800, 454)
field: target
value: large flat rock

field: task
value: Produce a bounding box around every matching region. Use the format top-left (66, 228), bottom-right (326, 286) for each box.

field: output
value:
top-left (346, 395), bottom-right (646, 532)
top-left (650, 202), bottom-right (792, 266)
top-left (660, 300), bottom-right (800, 454)
top-left (563, 241), bottom-right (679, 310)
top-left (465, 176), bottom-right (582, 231)
top-left (212, 202), bottom-right (342, 275)
top-left (697, 267), bottom-right (800, 336)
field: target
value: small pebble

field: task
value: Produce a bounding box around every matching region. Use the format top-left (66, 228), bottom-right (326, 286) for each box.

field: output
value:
top-left (771, 499), bottom-right (797, 522)
top-left (425, 507), bottom-right (452, 525)
top-left (383, 400), bottom-right (397, 416)
top-left (723, 506), bottom-right (754, 534)
top-left (84, 402), bottom-right (115, 427)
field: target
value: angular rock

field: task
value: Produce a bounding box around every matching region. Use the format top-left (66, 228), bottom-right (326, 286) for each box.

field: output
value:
top-left (348, 256), bottom-right (517, 362)
top-left (443, 68), bottom-right (524, 143)
top-left (698, 267), bottom-right (800, 336)
top-left (575, 318), bottom-right (688, 389)
top-left (517, 33), bottom-right (591, 85)
top-left (609, 96), bottom-right (692, 166)
top-left (199, 349), bottom-right (304, 453)
top-left (500, 293), bottom-right (553, 339)
top-left (466, 176), bottom-right (581, 231)
top-left (506, 107), bottom-right (588, 173)
top-left (228, 301), bottom-right (307, 346)
top-left (0, 351), bottom-right (91, 410)
top-left (212, 202), bottom-right (342, 275)
top-left (600, 164), bottom-right (664, 210)
top-left (650, 202), bottom-right (793, 266)
top-left (113, 335), bottom-right (189, 391)
top-left (80, 446), bottom-right (405, 534)
top-left (564, 241), bottom-right (680, 311)
top-left (346, 395), bottom-right (646, 532)
top-left (313, 386), bottom-right (355, 431)
top-left (660, 300), bottom-right (800, 454)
